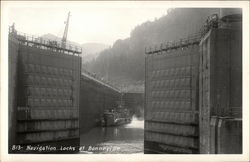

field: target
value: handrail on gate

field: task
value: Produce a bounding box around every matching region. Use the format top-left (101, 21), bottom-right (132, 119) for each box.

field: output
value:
top-left (81, 69), bottom-right (121, 93)
top-left (145, 14), bottom-right (220, 55)
top-left (9, 26), bottom-right (82, 56)
top-left (145, 32), bottom-right (201, 55)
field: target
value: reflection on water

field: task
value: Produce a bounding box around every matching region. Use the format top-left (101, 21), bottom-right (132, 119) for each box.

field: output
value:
top-left (80, 117), bottom-right (144, 154)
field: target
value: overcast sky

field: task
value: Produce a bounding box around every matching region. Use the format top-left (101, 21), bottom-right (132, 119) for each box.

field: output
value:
top-left (7, 2), bottom-right (170, 45)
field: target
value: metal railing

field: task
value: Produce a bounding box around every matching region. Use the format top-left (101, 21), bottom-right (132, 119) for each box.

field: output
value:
top-left (145, 14), bottom-right (221, 55)
top-left (145, 32), bottom-right (201, 55)
top-left (9, 26), bottom-right (82, 55)
top-left (81, 69), bottom-right (121, 92)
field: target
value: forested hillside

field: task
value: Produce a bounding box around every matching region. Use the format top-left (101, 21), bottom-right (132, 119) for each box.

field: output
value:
top-left (83, 8), bottom-right (220, 90)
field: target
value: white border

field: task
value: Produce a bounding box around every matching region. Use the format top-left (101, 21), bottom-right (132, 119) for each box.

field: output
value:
top-left (1, 1), bottom-right (249, 162)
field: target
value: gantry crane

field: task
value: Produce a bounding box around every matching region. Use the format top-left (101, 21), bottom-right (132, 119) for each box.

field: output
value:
top-left (61, 12), bottom-right (71, 48)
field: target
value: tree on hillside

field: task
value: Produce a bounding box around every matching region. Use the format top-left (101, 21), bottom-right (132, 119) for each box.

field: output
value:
top-left (85, 8), bottom-right (220, 88)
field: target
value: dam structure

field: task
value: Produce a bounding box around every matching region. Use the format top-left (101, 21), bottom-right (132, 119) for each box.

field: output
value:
top-left (144, 9), bottom-right (242, 154)
top-left (8, 26), bottom-right (143, 153)
top-left (8, 26), bottom-right (82, 153)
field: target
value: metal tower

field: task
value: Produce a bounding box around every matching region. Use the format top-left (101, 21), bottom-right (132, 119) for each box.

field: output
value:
top-left (61, 12), bottom-right (71, 48)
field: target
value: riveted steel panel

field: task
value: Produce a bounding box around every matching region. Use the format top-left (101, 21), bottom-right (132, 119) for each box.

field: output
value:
top-left (10, 42), bottom-right (81, 152)
top-left (145, 44), bottom-right (200, 153)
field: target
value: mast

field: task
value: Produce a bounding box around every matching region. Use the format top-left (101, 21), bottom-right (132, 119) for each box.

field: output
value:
top-left (61, 12), bottom-right (71, 48)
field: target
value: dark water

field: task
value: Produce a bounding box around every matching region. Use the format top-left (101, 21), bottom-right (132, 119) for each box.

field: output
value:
top-left (79, 117), bottom-right (144, 154)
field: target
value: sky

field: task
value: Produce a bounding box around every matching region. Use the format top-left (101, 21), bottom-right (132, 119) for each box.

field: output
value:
top-left (7, 2), bottom-right (170, 45)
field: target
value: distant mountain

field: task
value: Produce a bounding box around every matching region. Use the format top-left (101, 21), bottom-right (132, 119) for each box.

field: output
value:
top-left (41, 33), bottom-right (109, 62)
top-left (85, 8), bottom-right (220, 89)
top-left (41, 33), bottom-right (60, 41)
top-left (82, 43), bottom-right (109, 55)
top-left (81, 43), bottom-right (109, 62)
top-left (41, 33), bottom-right (81, 46)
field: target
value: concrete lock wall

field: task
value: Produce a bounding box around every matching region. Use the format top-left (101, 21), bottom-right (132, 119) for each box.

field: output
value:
top-left (79, 74), bottom-right (121, 133)
top-left (8, 34), bottom-right (20, 152)
top-left (9, 34), bottom-right (81, 153)
top-left (209, 117), bottom-right (242, 154)
top-left (199, 28), bottom-right (242, 154)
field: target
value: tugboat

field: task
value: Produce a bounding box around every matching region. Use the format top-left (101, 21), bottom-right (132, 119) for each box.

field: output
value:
top-left (101, 107), bottom-right (132, 127)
